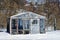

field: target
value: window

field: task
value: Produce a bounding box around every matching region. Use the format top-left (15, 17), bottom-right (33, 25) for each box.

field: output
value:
top-left (12, 19), bottom-right (16, 29)
top-left (12, 19), bottom-right (18, 34)
top-left (23, 20), bottom-right (30, 34)
top-left (32, 20), bottom-right (37, 24)
top-left (18, 19), bottom-right (23, 29)
top-left (18, 20), bottom-right (30, 34)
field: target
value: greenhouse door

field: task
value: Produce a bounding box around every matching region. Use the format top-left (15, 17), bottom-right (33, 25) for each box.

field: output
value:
top-left (30, 19), bottom-right (40, 34)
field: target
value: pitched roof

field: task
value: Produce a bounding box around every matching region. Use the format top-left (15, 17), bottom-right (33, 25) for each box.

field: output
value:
top-left (11, 11), bottom-right (46, 19)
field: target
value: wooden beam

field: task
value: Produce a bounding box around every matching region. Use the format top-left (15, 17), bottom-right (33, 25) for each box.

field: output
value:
top-left (10, 18), bottom-right (12, 34)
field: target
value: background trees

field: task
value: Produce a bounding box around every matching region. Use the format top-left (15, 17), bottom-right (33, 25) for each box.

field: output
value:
top-left (0, 0), bottom-right (60, 30)
top-left (44, 0), bottom-right (60, 30)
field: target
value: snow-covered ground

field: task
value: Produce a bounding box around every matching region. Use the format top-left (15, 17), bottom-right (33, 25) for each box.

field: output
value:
top-left (0, 30), bottom-right (60, 40)
top-left (47, 30), bottom-right (60, 40)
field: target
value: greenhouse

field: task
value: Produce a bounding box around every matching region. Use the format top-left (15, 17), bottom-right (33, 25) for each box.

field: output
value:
top-left (8, 11), bottom-right (46, 34)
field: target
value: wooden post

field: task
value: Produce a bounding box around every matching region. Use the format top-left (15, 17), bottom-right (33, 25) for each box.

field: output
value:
top-left (10, 17), bottom-right (12, 34)
top-left (54, 16), bottom-right (56, 30)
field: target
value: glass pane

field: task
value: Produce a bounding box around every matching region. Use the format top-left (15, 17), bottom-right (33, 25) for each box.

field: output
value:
top-left (18, 19), bottom-right (23, 29)
top-left (32, 20), bottom-right (37, 24)
top-left (12, 19), bottom-right (16, 29)
top-left (18, 30), bottom-right (23, 34)
top-left (12, 19), bottom-right (17, 34)
top-left (24, 20), bottom-right (30, 29)
top-left (40, 19), bottom-right (45, 33)
top-left (24, 30), bottom-right (29, 34)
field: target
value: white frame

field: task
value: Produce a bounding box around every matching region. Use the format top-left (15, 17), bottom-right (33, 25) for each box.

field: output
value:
top-left (10, 12), bottom-right (46, 34)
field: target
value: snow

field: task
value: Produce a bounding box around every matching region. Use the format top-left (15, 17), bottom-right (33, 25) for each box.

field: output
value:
top-left (0, 29), bottom-right (6, 32)
top-left (24, 4), bottom-right (30, 6)
top-left (0, 32), bottom-right (47, 40)
top-left (47, 30), bottom-right (60, 40)
top-left (0, 30), bottom-right (60, 40)
top-left (26, 0), bottom-right (46, 4)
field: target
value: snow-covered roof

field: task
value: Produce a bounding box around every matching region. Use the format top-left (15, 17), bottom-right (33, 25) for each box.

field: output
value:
top-left (11, 11), bottom-right (46, 19)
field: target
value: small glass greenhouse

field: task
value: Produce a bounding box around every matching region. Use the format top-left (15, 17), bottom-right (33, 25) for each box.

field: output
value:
top-left (9, 11), bottom-right (46, 34)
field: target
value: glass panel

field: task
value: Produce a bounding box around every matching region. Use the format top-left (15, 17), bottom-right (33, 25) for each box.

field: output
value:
top-left (24, 20), bottom-right (30, 29)
top-left (18, 19), bottom-right (23, 29)
top-left (12, 19), bottom-right (16, 29)
top-left (16, 14), bottom-right (27, 18)
top-left (32, 20), bottom-right (37, 24)
top-left (18, 19), bottom-right (23, 34)
top-left (40, 19), bottom-right (45, 33)
top-left (18, 30), bottom-right (23, 34)
top-left (12, 19), bottom-right (17, 34)
top-left (12, 19), bottom-right (30, 34)
top-left (24, 20), bottom-right (30, 34)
